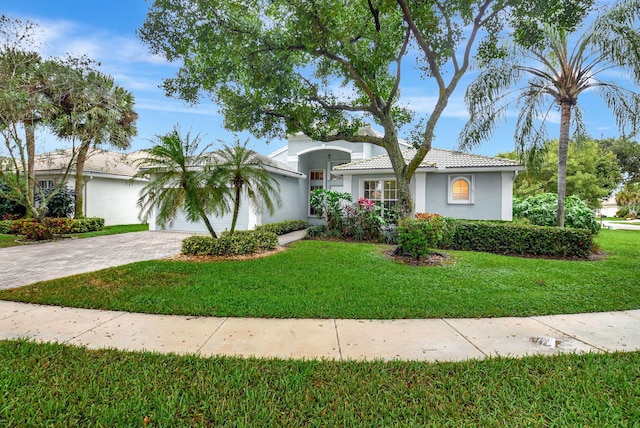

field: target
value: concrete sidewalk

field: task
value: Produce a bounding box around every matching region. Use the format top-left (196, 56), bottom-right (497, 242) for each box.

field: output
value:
top-left (2, 300), bottom-right (639, 362)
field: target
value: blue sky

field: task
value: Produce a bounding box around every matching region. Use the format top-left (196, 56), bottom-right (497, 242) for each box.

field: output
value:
top-left (4, 0), bottom-right (630, 157)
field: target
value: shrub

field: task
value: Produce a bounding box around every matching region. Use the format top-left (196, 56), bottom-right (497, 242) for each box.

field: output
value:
top-left (69, 217), bottom-right (105, 233)
top-left (11, 219), bottom-right (53, 241)
top-left (342, 198), bottom-right (389, 241)
top-left (309, 189), bottom-right (352, 230)
top-left (0, 219), bottom-right (13, 234)
top-left (182, 231), bottom-right (279, 256)
top-left (306, 225), bottom-right (327, 238)
top-left (513, 193), bottom-right (599, 234)
top-left (615, 206), bottom-right (629, 218)
top-left (255, 220), bottom-right (308, 235)
top-left (396, 215), bottom-right (457, 259)
top-left (448, 221), bottom-right (593, 259)
top-left (43, 217), bottom-right (74, 235)
top-left (36, 186), bottom-right (76, 218)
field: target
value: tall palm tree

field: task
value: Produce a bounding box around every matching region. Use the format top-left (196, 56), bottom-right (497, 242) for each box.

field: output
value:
top-left (213, 140), bottom-right (281, 234)
top-left (52, 68), bottom-right (138, 217)
top-left (460, 0), bottom-right (640, 227)
top-left (134, 128), bottom-right (229, 238)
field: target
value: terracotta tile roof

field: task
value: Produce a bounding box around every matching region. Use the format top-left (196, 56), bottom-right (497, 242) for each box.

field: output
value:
top-left (334, 148), bottom-right (522, 171)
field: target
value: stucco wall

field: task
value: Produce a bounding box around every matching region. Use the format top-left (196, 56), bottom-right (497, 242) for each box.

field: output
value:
top-left (82, 177), bottom-right (146, 226)
top-left (423, 171), bottom-right (512, 220)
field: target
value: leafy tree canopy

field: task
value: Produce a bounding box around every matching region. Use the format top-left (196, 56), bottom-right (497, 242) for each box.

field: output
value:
top-left (500, 139), bottom-right (622, 208)
top-left (138, 0), bottom-right (592, 216)
top-left (598, 136), bottom-right (640, 184)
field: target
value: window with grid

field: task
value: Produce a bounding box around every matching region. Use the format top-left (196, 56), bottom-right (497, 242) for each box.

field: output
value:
top-left (309, 170), bottom-right (325, 216)
top-left (363, 179), bottom-right (397, 209)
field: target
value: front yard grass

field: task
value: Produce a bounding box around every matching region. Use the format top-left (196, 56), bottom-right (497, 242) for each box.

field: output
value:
top-left (1, 229), bottom-right (638, 319)
top-left (1, 339), bottom-right (638, 426)
top-left (0, 223), bottom-right (148, 248)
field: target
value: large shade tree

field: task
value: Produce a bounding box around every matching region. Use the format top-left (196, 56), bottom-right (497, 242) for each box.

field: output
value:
top-left (213, 140), bottom-right (281, 234)
top-left (52, 68), bottom-right (138, 218)
top-left (135, 128), bottom-right (229, 238)
top-left (138, 0), bottom-right (588, 218)
top-left (460, 0), bottom-right (640, 227)
top-left (0, 17), bottom-right (82, 220)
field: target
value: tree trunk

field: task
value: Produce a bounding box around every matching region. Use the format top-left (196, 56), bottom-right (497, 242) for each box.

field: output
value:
top-left (74, 141), bottom-right (90, 218)
top-left (200, 211), bottom-right (218, 238)
top-left (381, 120), bottom-right (414, 219)
top-left (229, 186), bottom-right (241, 234)
top-left (557, 102), bottom-right (573, 228)
top-left (25, 121), bottom-right (36, 211)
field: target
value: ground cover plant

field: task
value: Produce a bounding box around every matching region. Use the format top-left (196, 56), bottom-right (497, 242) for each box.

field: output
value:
top-left (1, 229), bottom-right (638, 319)
top-left (1, 340), bottom-right (639, 426)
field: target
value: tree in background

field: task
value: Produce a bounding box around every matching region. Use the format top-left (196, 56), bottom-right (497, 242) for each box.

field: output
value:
top-left (135, 128), bottom-right (230, 238)
top-left (138, 0), bottom-right (589, 219)
top-left (213, 140), bottom-right (281, 235)
top-left (0, 17), bottom-right (81, 220)
top-left (616, 182), bottom-right (640, 216)
top-left (500, 139), bottom-right (622, 208)
top-left (598, 136), bottom-right (640, 184)
top-left (461, 1), bottom-right (640, 227)
top-left (52, 67), bottom-right (138, 218)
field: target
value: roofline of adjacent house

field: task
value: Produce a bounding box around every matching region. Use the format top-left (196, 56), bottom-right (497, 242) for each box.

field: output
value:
top-left (35, 169), bottom-right (147, 182)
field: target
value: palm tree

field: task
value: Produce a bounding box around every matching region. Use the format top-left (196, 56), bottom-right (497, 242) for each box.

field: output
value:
top-left (213, 140), bottom-right (282, 234)
top-left (134, 128), bottom-right (229, 238)
top-left (460, 0), bottom-right (640, 227)
top-left (52, 68), bottom-right (138, 217)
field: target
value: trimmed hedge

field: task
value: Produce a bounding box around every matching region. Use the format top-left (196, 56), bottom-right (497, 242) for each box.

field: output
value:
top-left (1, 217), bottom-right (105, 238)
top-left (68, 217), bottom-right (105, 233)
top-left (182, 230), bottom-right (279, 256)
top-left (255, 220), bottom-right (307, 235)
top-left (398, 214), bottom-right (594, 259)
top-left (449, 221), bottom-right (593, 259)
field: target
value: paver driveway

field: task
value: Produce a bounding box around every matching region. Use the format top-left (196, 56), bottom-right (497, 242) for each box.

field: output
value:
top-left (0, 231), bottom-right (193, 290)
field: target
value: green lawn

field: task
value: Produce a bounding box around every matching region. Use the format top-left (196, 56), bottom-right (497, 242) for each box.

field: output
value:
top-left (1, 340), bottom-right (638, 426)
top-left (1, 229), bottom-right (638, 319)
top-left (0, 223), bottom-right (148, 248)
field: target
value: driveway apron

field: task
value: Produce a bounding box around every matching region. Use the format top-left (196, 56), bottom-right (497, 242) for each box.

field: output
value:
top-left (0, 231), bottom-right (193, 290)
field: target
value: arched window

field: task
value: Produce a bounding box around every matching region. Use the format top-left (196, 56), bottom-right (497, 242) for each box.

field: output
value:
top-left (448, 176), bottom-right (474, 204)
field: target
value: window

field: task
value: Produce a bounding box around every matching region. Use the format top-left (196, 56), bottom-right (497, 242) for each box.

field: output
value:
top-left (37, 180), bottom-right (55, 192)
top-left (362, 179), bottom-right (397, 209)
top-left (448, 175), bottom-right (474, 204)
top-left (309, 169), bottom-right (325, 216)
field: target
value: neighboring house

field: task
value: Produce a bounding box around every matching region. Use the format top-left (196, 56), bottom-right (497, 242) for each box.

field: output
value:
top-left (155, 125), bottom-right (524, 233)
top-left (34, 149), bottom-right (148, 226)
top-left (596, 196), bottom-right (619, 218)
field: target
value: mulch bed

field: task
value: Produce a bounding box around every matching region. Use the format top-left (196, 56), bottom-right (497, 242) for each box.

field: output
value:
top-left (383, 248), bottom-right (456, 267)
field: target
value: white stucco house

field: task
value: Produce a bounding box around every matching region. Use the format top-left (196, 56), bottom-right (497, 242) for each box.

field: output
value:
top-left (34, 149), bottom-right (148, 226)
top-left (152, 125), bottom-right (524, 233)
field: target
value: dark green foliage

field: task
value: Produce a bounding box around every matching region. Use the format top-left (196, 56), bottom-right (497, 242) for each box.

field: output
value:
top-left (182, 231), bottom-right (279, 256)
top-left (449, 221), bottom-right (594, 259)
top-left (68, 217), bottom-right (105, 233)
top-left (616, 206), bottom-right (632, 218)
top-left (0, 178), bottom-right (25, 219)
top-left (513, 193), bottom-right (600, 234)
top-left (255, 220), bottom-right (307, 235)
top-left (305, 225), bottom-right (327, 238)
top-left (397, 215), bottom-right (457, 258)
top-left (35, 186), bottom-right (76, 218)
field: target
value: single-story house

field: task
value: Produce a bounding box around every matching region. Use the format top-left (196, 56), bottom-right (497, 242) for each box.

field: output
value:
top-left (153, 125), bottom-right (524, 233)
top-left (595, 196), bottom-right (619, 218)
top-left (34, 149), bottom-right (148, 226)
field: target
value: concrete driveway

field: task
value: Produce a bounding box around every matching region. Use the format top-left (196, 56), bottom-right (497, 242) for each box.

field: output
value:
top-left (0, 231), bottom-right (193, 290)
